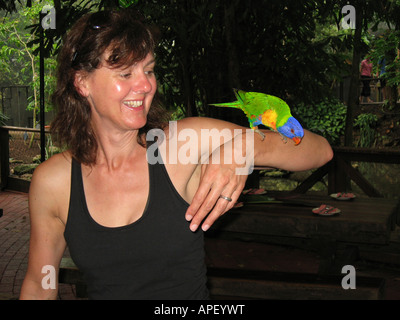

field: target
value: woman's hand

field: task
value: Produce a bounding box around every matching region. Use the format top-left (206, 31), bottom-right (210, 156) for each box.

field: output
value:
top-left (185, 138), bottom-right (249, 232)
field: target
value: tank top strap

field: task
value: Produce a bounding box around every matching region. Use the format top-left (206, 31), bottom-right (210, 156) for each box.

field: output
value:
top-left (68, 157), bottom-right (85, 216)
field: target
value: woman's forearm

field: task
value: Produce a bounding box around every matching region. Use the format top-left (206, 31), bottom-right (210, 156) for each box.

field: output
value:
top-left (253, 129), bottom-right (333, 171)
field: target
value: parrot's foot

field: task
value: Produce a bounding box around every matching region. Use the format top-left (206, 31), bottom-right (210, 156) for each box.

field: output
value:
top-left (279, 133), bottom-right (288, 144)
top-left (255, 129), bottom-right (265, 141)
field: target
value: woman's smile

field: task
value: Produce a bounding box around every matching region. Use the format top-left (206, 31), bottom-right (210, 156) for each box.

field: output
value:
top-left (123, 100), bottom-right (145, 111)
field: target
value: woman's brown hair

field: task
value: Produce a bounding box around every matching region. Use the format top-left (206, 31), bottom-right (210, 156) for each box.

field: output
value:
top-left (51, 9), bottom-right (168, 165)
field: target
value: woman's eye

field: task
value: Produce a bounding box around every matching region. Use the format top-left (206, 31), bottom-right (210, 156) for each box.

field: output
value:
top-left (145, 70), bottom-right (154, 75)
top-left (121, 73), bottom-right (131, 79)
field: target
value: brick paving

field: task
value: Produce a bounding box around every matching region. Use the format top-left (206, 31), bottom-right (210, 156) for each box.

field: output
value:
top-left (0, 191), bottom-right (29, 300)
top-left (0, 191), bottom-right (78, 300)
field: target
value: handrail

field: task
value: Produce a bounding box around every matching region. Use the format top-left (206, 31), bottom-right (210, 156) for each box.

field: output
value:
top-left (1, 126), bottom-right (50, 133)
top-left (359, 77), bottom-right (384, 81)
top-left (333, 146), bottom-right (400, 164)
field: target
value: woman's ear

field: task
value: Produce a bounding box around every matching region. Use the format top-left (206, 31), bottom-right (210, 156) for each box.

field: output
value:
top-left (74, 72), bottom-right (89, 97)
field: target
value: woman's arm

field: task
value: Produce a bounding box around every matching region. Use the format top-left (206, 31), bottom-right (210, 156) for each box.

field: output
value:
top-left (253, 128), bottom-right (333, 171)
top-left (20, 158), bottom-right (68, 300)
top-left (181, 117), bottom-right (333, 231)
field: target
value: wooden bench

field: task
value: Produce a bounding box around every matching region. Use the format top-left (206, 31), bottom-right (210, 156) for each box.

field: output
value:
top-left (59, 257), bottom-right (385, 300)
top-left (207, 267), bottom-right (385, 300)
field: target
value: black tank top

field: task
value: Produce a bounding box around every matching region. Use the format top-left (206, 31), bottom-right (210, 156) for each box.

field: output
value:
top-left (64, 142), bottom-right (208, 300)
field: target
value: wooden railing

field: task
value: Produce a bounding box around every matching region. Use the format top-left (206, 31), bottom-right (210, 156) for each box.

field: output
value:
top-left (294, 146), bottom-right (400, 197)
top-left (0, 126), bottom-right (50, 192)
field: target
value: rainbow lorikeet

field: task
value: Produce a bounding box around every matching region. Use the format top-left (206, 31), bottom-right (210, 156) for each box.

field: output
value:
top-left (210, 89), bottom-right (304, 145)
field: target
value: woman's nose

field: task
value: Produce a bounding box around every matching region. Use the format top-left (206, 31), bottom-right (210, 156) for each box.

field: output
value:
top-left (132, 72), bottom-right (152, 93)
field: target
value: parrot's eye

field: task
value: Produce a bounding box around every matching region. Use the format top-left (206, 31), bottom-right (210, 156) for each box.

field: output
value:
top-left (291, 129), bottom-right (295, 134)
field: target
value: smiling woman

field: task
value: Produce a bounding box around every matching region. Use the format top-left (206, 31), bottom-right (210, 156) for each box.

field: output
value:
top-left (51, 9), bottom-right (167, 165)
top-left (20, 8), bottom-right (332, 301)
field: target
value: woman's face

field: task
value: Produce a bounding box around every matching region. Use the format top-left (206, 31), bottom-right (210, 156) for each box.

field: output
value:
top-left (78, 52), bottom-right (157, 132)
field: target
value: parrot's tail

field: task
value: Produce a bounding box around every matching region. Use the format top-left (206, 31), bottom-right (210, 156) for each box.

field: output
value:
top-left (209, 101), bottom-right (242, 109)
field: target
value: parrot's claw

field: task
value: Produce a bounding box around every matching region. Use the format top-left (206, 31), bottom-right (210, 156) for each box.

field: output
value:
top-left (255, 129), bottom-right (265, 141)
top-left (279, 133), bottom-right (288, 144)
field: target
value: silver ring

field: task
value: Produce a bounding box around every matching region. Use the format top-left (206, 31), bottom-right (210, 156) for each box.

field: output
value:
top-left (219, 195), bottom-right (232, 202)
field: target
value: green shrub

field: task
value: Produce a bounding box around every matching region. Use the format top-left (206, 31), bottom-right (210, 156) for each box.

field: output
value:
top-left (354, 113), bottom-right (378, 147)
top-left (0, 112), bottom-right (9, 126)
top-left (294, 98), bottom-right (347, 145)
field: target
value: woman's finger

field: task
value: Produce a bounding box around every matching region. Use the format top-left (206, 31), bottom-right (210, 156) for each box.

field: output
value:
top-left (200, 177), bottom-right (246, 231)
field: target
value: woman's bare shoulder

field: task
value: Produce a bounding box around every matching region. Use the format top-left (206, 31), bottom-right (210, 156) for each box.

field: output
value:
top-left (30, 151), bottom-right (72, 191)
top-left (28, 151), bottom-right (73, 225)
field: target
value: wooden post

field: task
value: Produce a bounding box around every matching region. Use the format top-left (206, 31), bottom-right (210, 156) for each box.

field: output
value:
top-left (0, 127), bottom-right (10, 190)
top-left (327, 153), bottom-right (348, 193)
top-left (39, 11), bottom-right (46, 163)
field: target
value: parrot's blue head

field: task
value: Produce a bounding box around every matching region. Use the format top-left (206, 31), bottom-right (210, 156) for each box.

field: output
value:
top-left (277, 117), bottom-right (304, 145)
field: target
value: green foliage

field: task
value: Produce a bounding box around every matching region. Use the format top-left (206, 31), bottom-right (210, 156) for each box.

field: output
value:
top-left (2, 0), bottom-right (399, 130)
top-left (133, 1), bottom-right (353, 117)
top-left (294, 98), bottom-right (347, 145)
top-left (42, 134), bottom-right (60, 161)
top-left (119, 0), bottom-right (138, 8)
top-left (0, 110), bottom-right (9, 125)
top-left (354, 113), bottom-right (378, 148)
top-left (0, 0), bottom-right (57, 128)
top-left (13, 163), bottom-right (38, 175)
top-left (170, 105), bottom-right (186, 121)
top-left (355, 113), bottom-right (378, 127)
top-left (371, 30), bottom-right (400, 87)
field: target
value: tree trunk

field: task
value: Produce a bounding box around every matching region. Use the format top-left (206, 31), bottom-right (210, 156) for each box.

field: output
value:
top-left (345, 7), bottom-right (364, 147)
top-left (180, 2), bottom-right (197, 118)
top-left (224, 2), bottom-right (241, 89)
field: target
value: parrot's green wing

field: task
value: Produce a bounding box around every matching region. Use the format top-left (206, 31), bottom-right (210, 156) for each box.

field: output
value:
top-left (234, 90), bottom-right (288, 129)
top-left (233, 90), bottom-right (267, 123)
top-left (239, 91), bottom-right (272, 115)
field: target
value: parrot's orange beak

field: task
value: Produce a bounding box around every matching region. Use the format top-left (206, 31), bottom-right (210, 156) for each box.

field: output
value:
top-left (293, 137), bottom-right (302, 146)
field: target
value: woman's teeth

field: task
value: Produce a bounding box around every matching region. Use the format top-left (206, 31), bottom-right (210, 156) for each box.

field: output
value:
top-left (123, 101), bottom-right (143, 108)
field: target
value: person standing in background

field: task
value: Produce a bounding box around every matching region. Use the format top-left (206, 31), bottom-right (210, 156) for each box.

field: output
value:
top-left (360, 56), bottom-right (374, 103)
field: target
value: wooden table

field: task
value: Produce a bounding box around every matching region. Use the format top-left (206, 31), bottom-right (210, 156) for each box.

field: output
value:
top-left (208, 193), bottom-right (400, 273)
top-left (210, 193), bottom-right (399, 243)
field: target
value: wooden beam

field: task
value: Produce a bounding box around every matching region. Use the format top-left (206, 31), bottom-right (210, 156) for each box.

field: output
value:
top-left (336, 156), bottom-right (382, 197)
top-left (333, 146), bottom-right (400, 164)
top-left (294, 164), bottom-right (329, 194)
